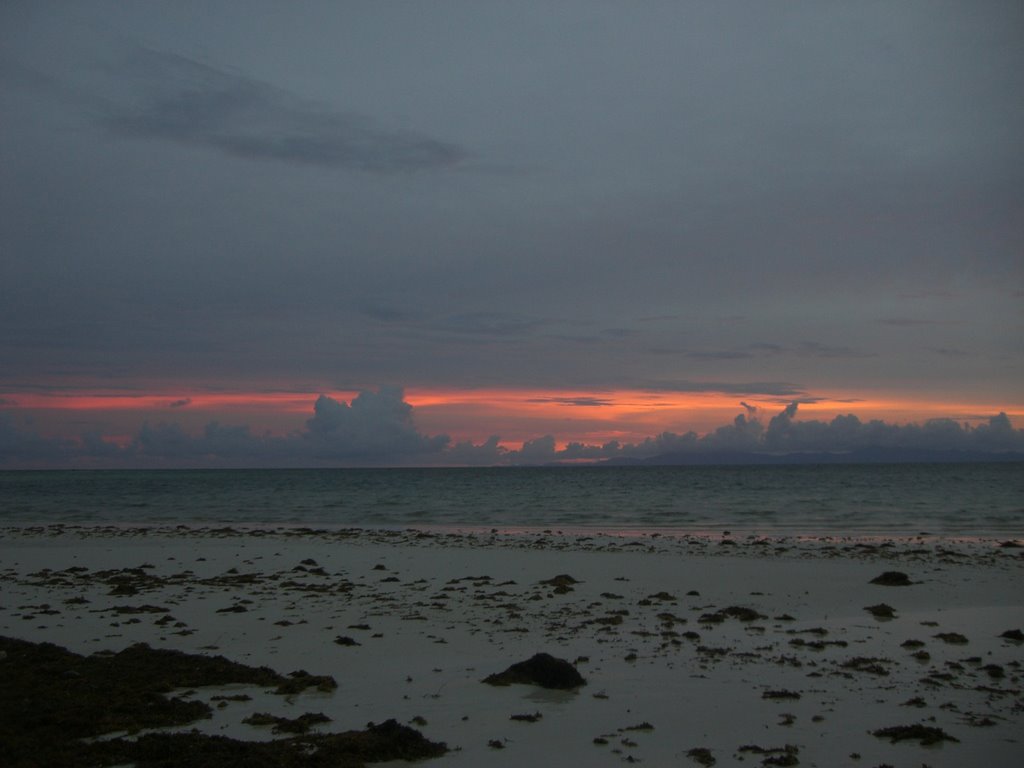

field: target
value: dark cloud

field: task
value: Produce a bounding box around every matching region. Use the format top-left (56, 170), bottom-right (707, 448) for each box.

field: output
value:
top-left (878, 317), bottom-right (946, 327)
top-left (515, 435), bottom-right (557, 465)
top-left (0, 413), bottom-right (75, 464)
top-left (792, 342), bottom-right (872, 359)
top-left (3, 396), bottom-right (1020, 469)
top-left (747, 342), bottom-right (872, 359)
top-left (303, 388), bottom-right (449, 462)
top-left (100, 47), bottom-right (466, 172)
top-left (445, 436), bottom-right (507, 466)
top-left (168, 398), bottom-right (191, 408)
top-left (683, 343), bottom-right (872, 361)
top-left (684, 350), bottom-right (754, 361)
top-left (648, 381), bottom-right (807, 397)
top-left (431, 312), bottom-right (548, 337)
top-left (525, 397), bottom-right (614, 407)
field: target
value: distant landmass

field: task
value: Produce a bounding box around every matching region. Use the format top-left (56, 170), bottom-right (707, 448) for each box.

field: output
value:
top-left (603, 448), bottom-right (1024, 466)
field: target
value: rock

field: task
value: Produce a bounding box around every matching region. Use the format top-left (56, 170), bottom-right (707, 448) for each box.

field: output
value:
top-left (999, 628), bottom-right (1024, 641)
top-left (869, 571), bottom-right (912, 586)
top-left (482, 653), bottom-right (586, 689)
top-left (539, 574), bottom-right (580, 587)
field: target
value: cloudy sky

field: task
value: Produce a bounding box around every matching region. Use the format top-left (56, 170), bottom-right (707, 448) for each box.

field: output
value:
top-left (2, 1), bottom-right (1022, 467)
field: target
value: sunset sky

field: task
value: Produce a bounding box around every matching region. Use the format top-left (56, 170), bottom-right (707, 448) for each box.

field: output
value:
top-left (2, 2), bottom-right (1022, 467)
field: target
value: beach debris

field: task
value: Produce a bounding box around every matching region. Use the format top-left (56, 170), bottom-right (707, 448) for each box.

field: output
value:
top-left (864, 603), bottom-right (896, 619)
top-left (789, 638), bottom-right (847, 650)
top-left (621, 721), bottom-right (654, 731)
top-left (982, 663), bottom-right (1005, 679)
top-left (101, 720), bottom-right (444, 767)
top-left (646, 591), bottom-right (678, 602)
top-left (687, 746), bottom-right (716, 765)
top-left (763, 689), bottom-right (802, 700)
top-left (699, 605), bottom-right (766, 623)
top-left (215, 604), bottom-right (248, 613)
top-left (839, 657), bottom-right (893, 676)
top-left (510, 711), bottom-right (542, 722)
top-left (901, 696), bottom-right (927, 708)
top-left (243, 711), bottom-right (331, 734)
top-left (274, 669), bottom-right (338, 694)
top-left (870, 571), bottom-right (913, 586)
top-left (211, 693), bottom-right (252, 703)
top-left (0, 636), bottom-right (433, 768)
top-left (109, 604), bottom-right (170, 614)
top-left (736, 743), bottom-right (800, 766)
top-left (538, 574), bottom-right (580, 594)
top-left (482, 652), bottom-right (586, 689)
top-left (871, 723), bottom-right (959, 745)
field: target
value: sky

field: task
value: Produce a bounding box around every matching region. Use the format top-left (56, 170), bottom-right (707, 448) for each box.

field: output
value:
top-left (1, 1), bottom-right (1022, 468)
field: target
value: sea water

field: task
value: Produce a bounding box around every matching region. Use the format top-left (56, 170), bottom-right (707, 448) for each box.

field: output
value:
top-left (1, 464), bottom-right (1021, 536)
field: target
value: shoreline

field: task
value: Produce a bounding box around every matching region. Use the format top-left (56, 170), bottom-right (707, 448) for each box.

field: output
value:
top-left (2, 525), bottom-right (1022, 766)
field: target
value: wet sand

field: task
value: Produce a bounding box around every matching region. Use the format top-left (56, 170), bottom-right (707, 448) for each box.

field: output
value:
top-left (2, 524), bottom-right (1022, 766)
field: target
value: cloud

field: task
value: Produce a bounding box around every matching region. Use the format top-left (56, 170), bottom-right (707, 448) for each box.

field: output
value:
top-left (515, 435), bottom-right (557, 465)
top-left (168, 398), bottom-right (191, 408)
top-left (445, 435), bottom-right (508, 466)
top-left (745, 342), bottom-right (873, 359)
top-left (20, 40), bottom-right (466, 173)
top-left (878, 317), bottom-right (946, 327)
top-left (649, 381), bottom-right (807, 397)
top-left (431, 312), bottom-right (547, 337)
top-left (525, 397), bottom-right (614, 407)
top-left (1, 393), bottom-right (1022, 469)
top-left (106, 47), bottom-right (466, 171)
top-left (303, 388), bottom-right (449, 461)
top-left (0, 413), bottom-right (75, 463)
top-left (684, 350), bottom-right (754, 360)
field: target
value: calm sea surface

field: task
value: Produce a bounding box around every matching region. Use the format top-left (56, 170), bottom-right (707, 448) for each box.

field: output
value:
top-left (1, 464), bottom-right (1022, 537)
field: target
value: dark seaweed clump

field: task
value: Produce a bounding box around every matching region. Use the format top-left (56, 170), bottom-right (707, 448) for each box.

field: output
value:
top-left (871, 723), bottom-right (959, 745)
top-left (0, 635), bottom-right (445, 768)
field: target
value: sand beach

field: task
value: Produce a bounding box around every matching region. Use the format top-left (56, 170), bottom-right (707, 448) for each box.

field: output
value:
top-left (2, 524), bottom-right (1022, 767)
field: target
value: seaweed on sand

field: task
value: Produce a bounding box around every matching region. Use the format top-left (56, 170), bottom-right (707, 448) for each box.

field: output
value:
top-left (871, 723), bottom-right (959, 745)
top-left (0, 635), bottom-right (445, 768)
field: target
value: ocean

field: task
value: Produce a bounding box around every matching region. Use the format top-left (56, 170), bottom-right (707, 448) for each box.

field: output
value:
top-left (1, 463), bottom-right (1021, 536)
